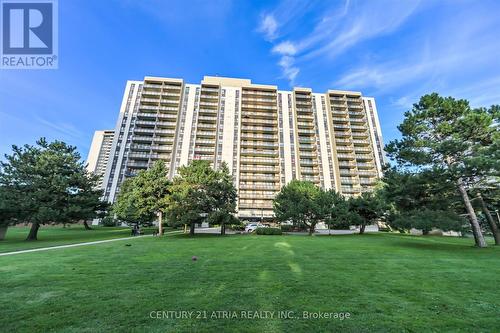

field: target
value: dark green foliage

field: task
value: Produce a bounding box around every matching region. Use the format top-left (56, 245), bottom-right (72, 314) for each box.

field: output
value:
top-left (386, 94), bottom-right (499, 247)
top-left (390, 209), bottom-right (466, 234)
top-left (348, 192), bottom-right (386, 234)
top-left (280, 224), bottom-right (293, 232)
top-left (0, 138), bottom-right (105, 240)
top-left (112, 160), bottom-right (170, 227)
top-left (101, 216), bottom-right (117, 227)
top-left (274, 180), bottom-right (326, 235)
top-left (167, 161), bottom-right (237, 235)
top-left (256, 227), bottom-right (282, 235)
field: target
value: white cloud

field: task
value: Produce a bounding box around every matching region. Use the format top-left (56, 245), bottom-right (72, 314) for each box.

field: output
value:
top-left (257, 14), bottom-right (278, 41)
top-left (272, 41), bottom-right (297, 55)
top-left (278, 56), bottom-right (299, 85)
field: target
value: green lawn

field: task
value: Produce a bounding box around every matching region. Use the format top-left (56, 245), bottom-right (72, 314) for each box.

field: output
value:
top-left (0, 225), bottom-right (158, 253)
top-left (0, 233), bottom-right (499, 332)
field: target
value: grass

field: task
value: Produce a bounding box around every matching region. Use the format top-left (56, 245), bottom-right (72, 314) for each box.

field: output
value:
top-left (0, 232), bottom-right (499, 332)
top-left (0, 225), bottom-right (160, 253)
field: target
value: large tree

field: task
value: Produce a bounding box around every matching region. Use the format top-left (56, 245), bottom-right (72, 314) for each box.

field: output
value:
top-left (132, 161), bottom-right (171, 235)
top-left (386, 94), bottom-right (499, 248)
top-left (273, 180), bottom-right (326, 235)
top-left (322, 190), bottom-right (351, 231)
top-left (112, 178), bottom-right (151, 225)
top-left (348, 192), bottom-right (386, 234)
top-left (381, 167), bottom-right (468, 234)
top-left (390, 209), bottom-right (466, 235)
top-left (206, 162), bottom-right (237, 235)
top-left (0, 138), bottom-right (105, 240)
top-left (167, 161), bottom-right (237, 236)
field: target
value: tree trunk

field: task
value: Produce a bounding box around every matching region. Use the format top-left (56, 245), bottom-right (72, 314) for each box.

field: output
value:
top-left (422, 229), bottom-right (429, 235)
top-left (190, 222), bottom-right (195, 236)
top-left (26, 222), bottom-right (40, 241)
top-left (457, 180), bottom-right (487, 248)
top-left (308, 224), bottom-right (315, 236)
top-left (0, 225), bottom-right (8, 240)
top-left (477, 193), bottom-right (500, 245)
top-left (220, 223), bottom-right (226, 236)
top-left (359, 224), bottom-right (366, 234)
top-left (158, 211), bottom-right (163, 236)
top-left (83, 220), bottom-right (93, 230)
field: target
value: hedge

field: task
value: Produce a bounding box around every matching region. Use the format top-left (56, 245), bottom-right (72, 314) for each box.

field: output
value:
top-left (256, 227), bottom-right (283, 235)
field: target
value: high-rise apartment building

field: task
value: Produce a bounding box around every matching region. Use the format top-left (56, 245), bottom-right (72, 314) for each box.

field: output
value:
top-left (99, 76), bottom-right (386, 220)
top-left (86, 130), bottom-right (114, 189)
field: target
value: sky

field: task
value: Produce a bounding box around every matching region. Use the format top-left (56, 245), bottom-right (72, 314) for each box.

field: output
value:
top-left (1, 0), bottom-right (500, 161)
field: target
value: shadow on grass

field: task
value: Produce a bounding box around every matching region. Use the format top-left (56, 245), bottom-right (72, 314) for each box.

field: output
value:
top-left (389, 238), bottom-right (484, 252)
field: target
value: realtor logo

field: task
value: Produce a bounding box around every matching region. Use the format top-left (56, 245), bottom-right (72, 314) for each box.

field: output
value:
top-left (1, 0), bottom-right (58, 69)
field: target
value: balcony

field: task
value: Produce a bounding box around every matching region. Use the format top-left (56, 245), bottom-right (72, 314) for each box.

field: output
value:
top-left (239, 174), bottom-right (279, 182)
top-left (355, 147), bottom-right (373, 153)
top-left (196, 131), bottom-right (216, 138)
top-left (241, 104), bottom-right (277, 110)
top-left (240, 111), bottom-right (277, 119)
top-left (351, 132), bottom-right (369, 138)
top-left (243, 97), bottom-right (276, 103)
top-left (239, 183), bottom-right (278, 190)
top-left (240, 133), bottom-right (277, 141)
top-left (242, 91), bottom-right (276, 97)
top-left (243, 118), bottom-right (278, 126)
top-left (332, 117), bottom-right (349, 122)
top-left (199, 101), bottom-right (219, 107)
top-left (301, 167), bottom-right (319, 175)
top-left (240, 141), bottom-right (278, 148)
top-left (300, 151), bottom-right (317, 158)
top-left (299, 144), bottom-right (316, 151)
top-left (202, 87), bottom-right (219, 93)
top-left (198, 115), bottom-right (217, 123)
top-left (143, 84), bottom-right (162, 90)
top-left (356, 154), bottom-right (374, 161)
top-left (337, 153), bottom-right (356, 160)
top-left (297, 121), bottom-right (315, 129)
top-left (240, 166), bottom-right (278, 173)
top-left (196, 139), bottom-right (216, 146)
top-left (241, 126), bottom-right (277, 134)
top-left (240, 157), bottom-right (278, 165)
top-left (298, 129), bottom-right (316, 135)
top-left (240, 149), bottom-right (277, 157)
top-left (298, 137), bottom-right (315, 143)
top-left (357, 162), bottom-right (375, 169)
top-left (194, 147), bottom-right (215, 153)
top-left (300, 159), bottom-right (318, 166)
top-left (351, 125), bottom-right (368, 131)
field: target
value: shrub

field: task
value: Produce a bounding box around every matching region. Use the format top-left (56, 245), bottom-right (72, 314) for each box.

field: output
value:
top-left (229, 224), bottom-right (245, 231)
top-left (101, 216), bottom-right (116, 227)
top-left (280, 224), bottom-right (293, 232)
top-left (256, 227), bottom-right (282, 235)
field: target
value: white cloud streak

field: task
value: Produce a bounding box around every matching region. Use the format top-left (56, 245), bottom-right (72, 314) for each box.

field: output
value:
top-left (257, 0), bottom-right (422, 86)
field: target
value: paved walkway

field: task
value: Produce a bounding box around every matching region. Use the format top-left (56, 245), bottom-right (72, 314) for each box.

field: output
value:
top-left (0, 231), bottom-right (183, 257)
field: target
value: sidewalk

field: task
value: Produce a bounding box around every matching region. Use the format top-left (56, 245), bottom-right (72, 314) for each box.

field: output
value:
top-left (0, 231), bottom-right (183, 257)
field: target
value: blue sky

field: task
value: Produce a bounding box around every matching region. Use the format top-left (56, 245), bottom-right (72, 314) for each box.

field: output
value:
top-left (1, 0), bottom-right (500, 160)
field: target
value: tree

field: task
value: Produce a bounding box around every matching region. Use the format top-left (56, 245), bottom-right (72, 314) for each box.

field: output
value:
top-left (0, 185), bottom-right (18, 240)
top-left (67, 171), bottom-right (107, 230)
top-left (348, 192), bottom-right (386, 234)
top-left (386, 94), bottom-right (499, 248)
top-left (132, 161), bottom-right (171, 235)
top-left (273, 180), bottom-right (325, 235)
top-left (390, 209), bottom-right (466, 235)
top-left (207, 162), bottom-right (237, 235)
top-left (322, 190), bottom-right (351, 231)
top-left (473, 191), bottom-right (500, 245)
top-left (112, 178), bottom-right (154, 226)
top-left (0, 138), bottom-right (106, 240)
top-left (167, 160), bottom-right (236, 236)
